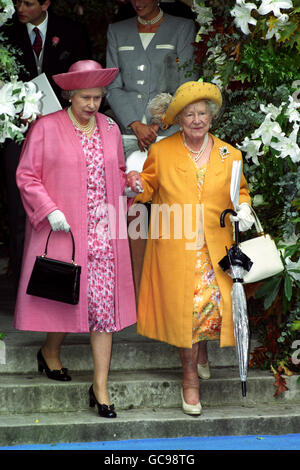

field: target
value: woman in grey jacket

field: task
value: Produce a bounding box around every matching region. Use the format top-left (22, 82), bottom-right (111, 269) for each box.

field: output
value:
top-left (106, 0), bottom-right (197, 156)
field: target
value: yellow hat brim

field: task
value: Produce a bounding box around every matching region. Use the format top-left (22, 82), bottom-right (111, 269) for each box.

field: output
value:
top-left (162, 81), bottom-right (222, 126)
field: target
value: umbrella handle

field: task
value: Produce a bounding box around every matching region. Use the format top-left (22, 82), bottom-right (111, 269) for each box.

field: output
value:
top-left (220, 209), bottom-right (240, 245)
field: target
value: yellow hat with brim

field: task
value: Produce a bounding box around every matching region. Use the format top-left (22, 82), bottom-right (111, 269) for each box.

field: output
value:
top-left (161, 81), bottom-right (222, 128)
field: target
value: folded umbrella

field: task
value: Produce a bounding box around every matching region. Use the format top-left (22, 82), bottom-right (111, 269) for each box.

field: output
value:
top-left (219, 209), bottom-right (253, 397)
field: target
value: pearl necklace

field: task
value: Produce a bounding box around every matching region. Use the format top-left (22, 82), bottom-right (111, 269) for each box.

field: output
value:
top-left (182, 132), bottom-right (209, 163)
top-left (137, 8), bottom-right (163, 25)
top-left (68, 107), bottom-right (96, 135)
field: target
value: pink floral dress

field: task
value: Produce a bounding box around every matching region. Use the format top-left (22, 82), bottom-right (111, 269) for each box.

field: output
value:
top-left (74, 125), bottom-right (117, 333)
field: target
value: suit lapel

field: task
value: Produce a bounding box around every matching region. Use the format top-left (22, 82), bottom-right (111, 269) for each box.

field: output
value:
top-left (15, 22), bottom-right (38, 78)
top-left (144, 14), bottom-right (173, 56)
top-left (42, 13), bottom-right (56, 72)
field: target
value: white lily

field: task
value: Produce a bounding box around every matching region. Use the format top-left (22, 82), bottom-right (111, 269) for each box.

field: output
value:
top-left (270, 123), bottom-right (300, 163)
top-left (258, 0), bottom-right (293, 17)
top-left (285, 95), bottom-right (300, 123)
top-left (260, 102), bottom-right (283, 120)
top-left (251, 113), bottom-right (283, 145)
top-left (285, 256), bottom-right (300, 282)
top-left (266, 14), bottom-right (290, 39)
top-left (0, 116), bottom-right (27, 143)
top-left (0, 82), bottom-right (18, 117)
top-left (230, 0), bottom-right (257, 35)
top-left (19, 82), bottom-right (43, 121)
top-left (237, 137), bottom-right (264, 165)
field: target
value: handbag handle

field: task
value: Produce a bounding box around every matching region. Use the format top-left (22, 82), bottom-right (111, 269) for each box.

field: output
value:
top-left (248, 206), bottom-right (264, 235)
top-left (42, 229), bottom-right (76, 263)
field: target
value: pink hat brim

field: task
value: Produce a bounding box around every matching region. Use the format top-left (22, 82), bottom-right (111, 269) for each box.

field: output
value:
top-left (52, 68), bottom-right (119, 90)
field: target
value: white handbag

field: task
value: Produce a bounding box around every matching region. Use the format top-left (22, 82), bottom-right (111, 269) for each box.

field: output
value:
top-left (239, 208), bottom-right (284, 284)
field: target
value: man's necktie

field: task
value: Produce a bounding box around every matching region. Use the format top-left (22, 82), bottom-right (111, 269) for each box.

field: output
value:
top-left (32, 27), bottom-right (42, 58)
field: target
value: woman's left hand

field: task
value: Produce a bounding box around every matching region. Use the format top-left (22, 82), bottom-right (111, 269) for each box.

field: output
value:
top-left (126, 171), bottom-right (144, 193)
top-left (230, 203), bottom-right (255, 231)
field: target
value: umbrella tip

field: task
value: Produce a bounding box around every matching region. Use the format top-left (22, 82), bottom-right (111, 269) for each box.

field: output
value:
top-left (242, 382), bottom-right (247, 397)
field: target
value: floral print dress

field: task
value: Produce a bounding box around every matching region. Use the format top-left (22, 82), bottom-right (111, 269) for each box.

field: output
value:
top-left (74, 125), bottom-right (117, 333)
top-left (192, 164), bottom-right (222, 344)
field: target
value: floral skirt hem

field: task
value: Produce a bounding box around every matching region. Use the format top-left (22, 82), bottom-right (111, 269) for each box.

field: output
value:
top-left (87, 256), bottom-right (117, 333)
top-left (192, 246), bottom-right (222, 344)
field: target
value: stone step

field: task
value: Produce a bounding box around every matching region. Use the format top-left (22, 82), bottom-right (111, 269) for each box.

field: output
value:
top-left (1, 322), bottom-right (260, 374)
top-left (1, 369), bottom-right (299, 415)
top-left (1, 404), bottom-right (300, 447)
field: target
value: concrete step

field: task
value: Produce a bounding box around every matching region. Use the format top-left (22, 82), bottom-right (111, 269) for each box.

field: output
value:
top-left (1, 404), bottom-right (300, 447)
top-left (1, 320), bottom-right (260, 373)
top-left (1, 368), bottom-right (299, 415)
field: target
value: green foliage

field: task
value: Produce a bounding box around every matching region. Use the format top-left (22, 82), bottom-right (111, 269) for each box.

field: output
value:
top-left (239, 40), bottom-right (300, 91)
top-left (194, 0), bottom-right (300, 389)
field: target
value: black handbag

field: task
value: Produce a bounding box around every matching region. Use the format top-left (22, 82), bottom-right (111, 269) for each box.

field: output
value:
top-left (26, 229), bottom-right (81, 305)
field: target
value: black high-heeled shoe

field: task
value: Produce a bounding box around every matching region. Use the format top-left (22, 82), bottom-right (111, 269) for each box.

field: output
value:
top-left (89, 385), bottom-right (117, 418)
top-left (37, 349), bottom-right (72, 382)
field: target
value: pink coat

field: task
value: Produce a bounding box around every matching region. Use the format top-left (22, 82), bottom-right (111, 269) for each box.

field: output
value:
top-left (14, 110), bottom-right (137, 333)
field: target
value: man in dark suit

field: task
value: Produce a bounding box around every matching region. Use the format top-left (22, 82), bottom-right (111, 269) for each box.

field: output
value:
top-left (1, 0), bottom-right (91, 293)
top-left (3, 0), bottom-right (91, 103)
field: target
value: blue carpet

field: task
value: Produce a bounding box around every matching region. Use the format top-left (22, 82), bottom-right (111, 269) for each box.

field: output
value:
top-left (1, 434), bottom-right (300, 450)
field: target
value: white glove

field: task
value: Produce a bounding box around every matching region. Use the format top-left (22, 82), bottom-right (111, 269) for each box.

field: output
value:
top-left (230, 203), bottom-right (254, 232)
top-left (47, 210), bottom-right (70, 232)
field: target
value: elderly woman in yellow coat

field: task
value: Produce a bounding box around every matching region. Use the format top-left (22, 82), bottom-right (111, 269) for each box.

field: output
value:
top-left (126, 81), bottom-right (254, 415)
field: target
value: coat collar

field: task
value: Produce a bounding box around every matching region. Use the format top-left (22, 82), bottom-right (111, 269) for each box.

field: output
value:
top-left (174, 132), bottom-right (230, 174)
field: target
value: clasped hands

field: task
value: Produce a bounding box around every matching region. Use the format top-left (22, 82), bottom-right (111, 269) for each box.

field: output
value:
top-left (130, 121), bottom-right (159, 152)
top-left (126, 171), bottom-right (144, 194)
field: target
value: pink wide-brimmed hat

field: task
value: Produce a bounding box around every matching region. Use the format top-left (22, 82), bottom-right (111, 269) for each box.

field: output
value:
top-left (52, 60), bottom-right (119, 90)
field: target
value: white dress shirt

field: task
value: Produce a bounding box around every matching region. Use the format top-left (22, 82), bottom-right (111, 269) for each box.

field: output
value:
top-left (26, 12), bottom-right (48, 74)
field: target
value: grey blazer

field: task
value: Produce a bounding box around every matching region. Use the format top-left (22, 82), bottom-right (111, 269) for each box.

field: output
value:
top-left (106, 14), bottom-right (197, 135)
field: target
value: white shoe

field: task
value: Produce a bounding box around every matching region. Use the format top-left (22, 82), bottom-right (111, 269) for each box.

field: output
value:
top-left (181, 388), bottom-right (202, 416)
top-left (197, 362), bottom-right (211, 380)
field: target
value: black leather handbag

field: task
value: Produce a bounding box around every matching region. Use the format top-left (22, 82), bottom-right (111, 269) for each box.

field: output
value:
top-left (26, 229), bottom-right (81, 305)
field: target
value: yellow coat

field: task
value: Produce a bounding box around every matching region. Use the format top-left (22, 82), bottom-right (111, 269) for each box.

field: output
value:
top-left (134, 132), bottom-right (251, 348)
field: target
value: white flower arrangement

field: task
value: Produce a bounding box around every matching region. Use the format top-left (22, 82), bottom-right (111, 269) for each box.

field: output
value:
top-left (0, 79), bottom-right (43, 143)
top-left (0, 0), bottom-right (14, 27)
top-left (0, 0), bottom-right (43, 144)
top-left (257, 0), bottom-right (293, 17)
top-left (238, 95), bottom-right (300, 164)
top-left (230, 0), bottom-right (294, 37)
top-left (231, 0), bottom-right (257, 35)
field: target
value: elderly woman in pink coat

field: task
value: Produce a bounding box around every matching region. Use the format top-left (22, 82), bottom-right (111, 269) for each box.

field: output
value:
top-left (14, 60), bottom-right (137, 419)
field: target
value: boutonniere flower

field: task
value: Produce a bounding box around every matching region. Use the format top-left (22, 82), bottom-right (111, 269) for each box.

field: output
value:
top-left (219, 146), bottom-right (230, 162)
top-left (52, 36), bottom-right (60, 47)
